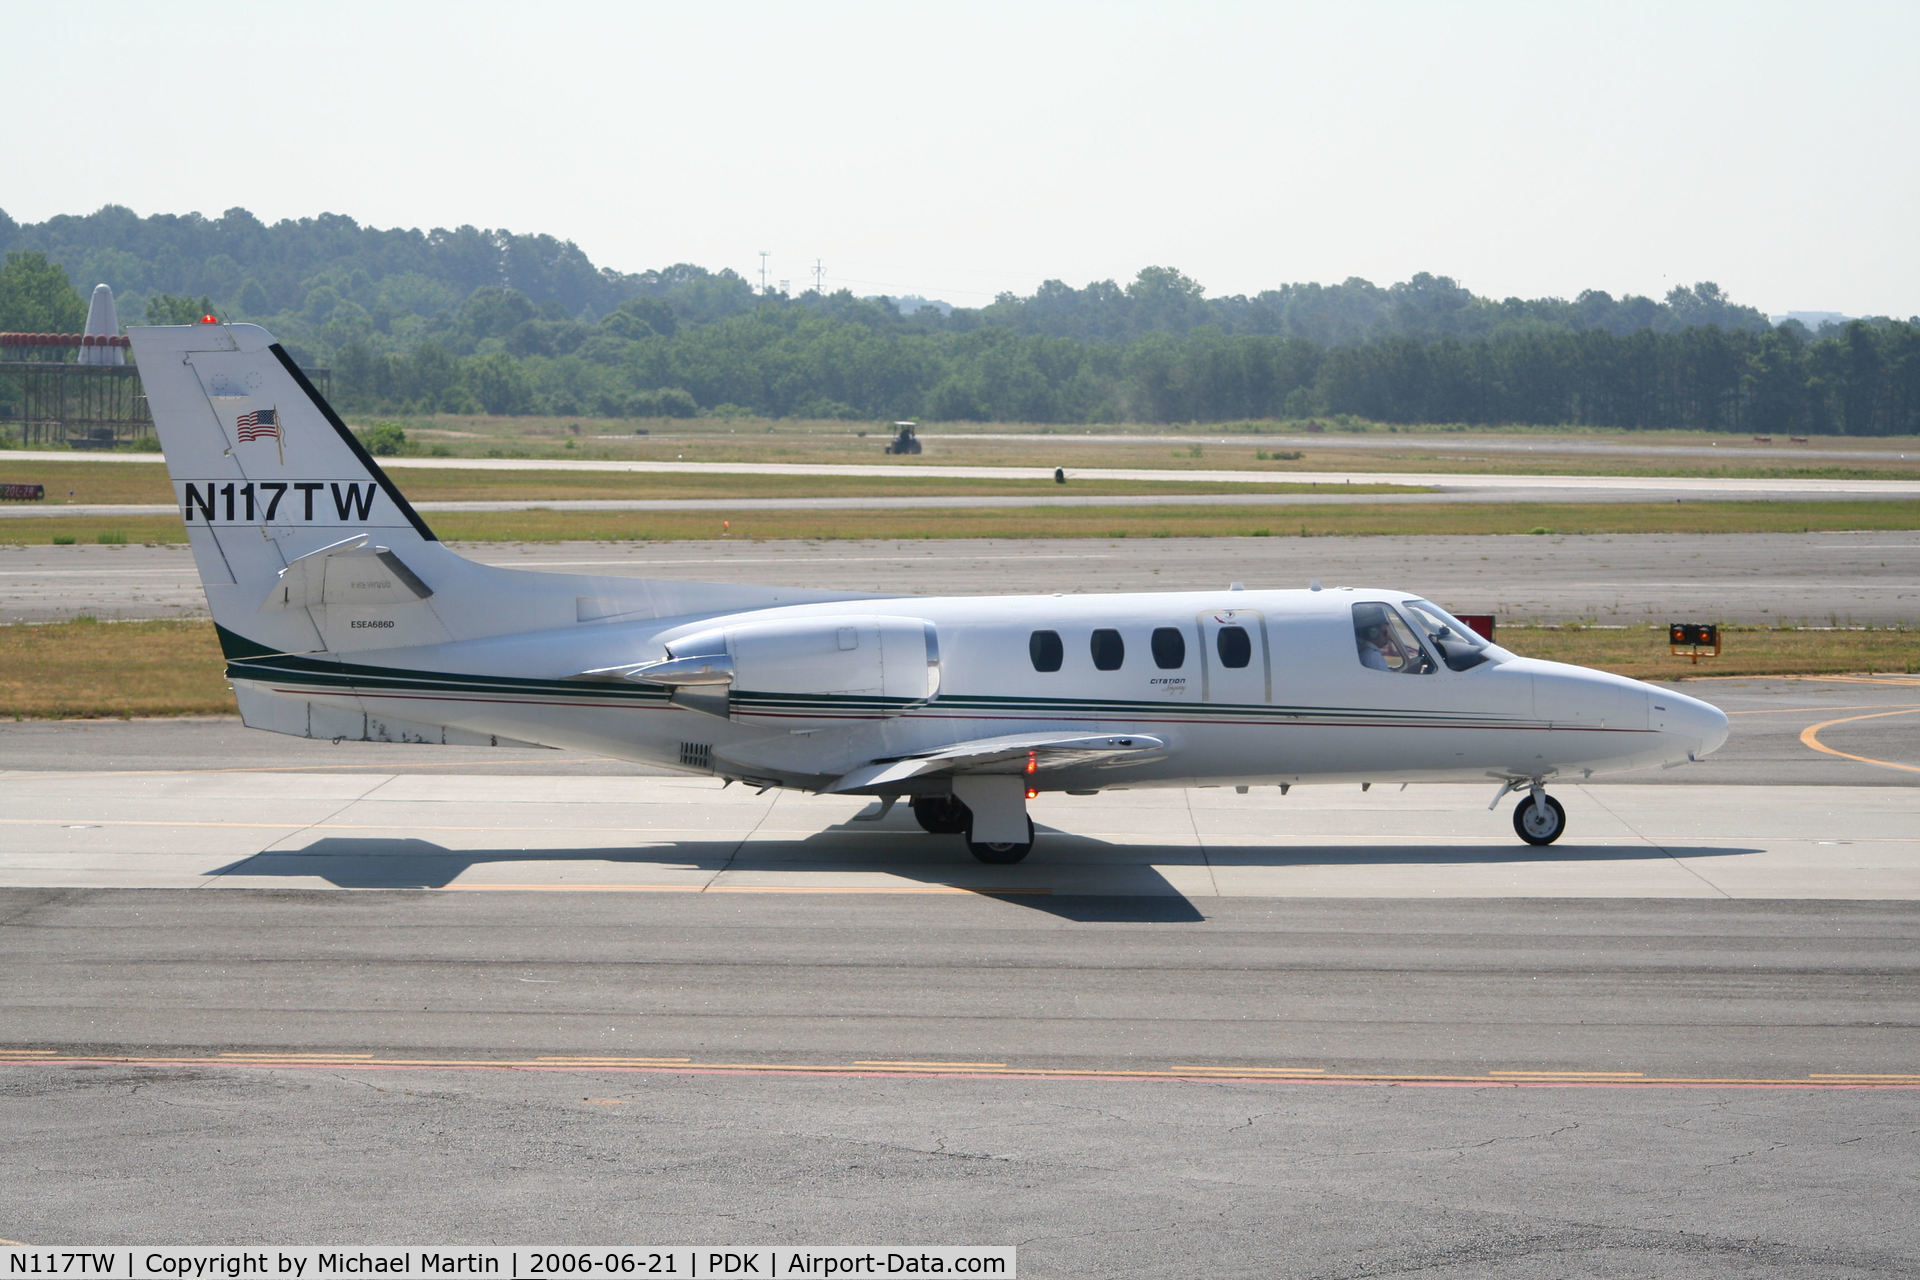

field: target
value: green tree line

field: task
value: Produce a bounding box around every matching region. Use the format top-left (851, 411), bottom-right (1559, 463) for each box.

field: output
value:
top-left (4, 206), bottom-right (1919, 433)
top-left (4, 205), bottom-right (1797, 351)
top-left (322, 307), bottom-right (1920, 434)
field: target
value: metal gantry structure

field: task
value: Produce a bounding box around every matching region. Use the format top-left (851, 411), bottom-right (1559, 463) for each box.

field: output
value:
top-left (0, 334), bottom-right (326, 447)
top-left (0, 334), bottom-right (146, 447)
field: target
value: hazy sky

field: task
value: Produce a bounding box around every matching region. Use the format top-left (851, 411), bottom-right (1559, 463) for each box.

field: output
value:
top-left (6, 0), bottom-right (1914, 316)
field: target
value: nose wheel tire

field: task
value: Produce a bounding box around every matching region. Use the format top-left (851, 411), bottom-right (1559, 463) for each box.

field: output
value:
top-left (911, 795), bottom-right (971, 835)
top-left (966, 819), bottom-right (1035, 864)
top-left (1513, 794), bottom-right (1567, 846)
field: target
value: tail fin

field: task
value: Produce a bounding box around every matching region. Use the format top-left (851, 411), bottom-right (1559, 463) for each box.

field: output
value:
top-left (129, 321), bottom-right (459, 659)
top-left (130, 321), bottom-right (872, 667)
top-left (131, 321), bottom-right (882, 746)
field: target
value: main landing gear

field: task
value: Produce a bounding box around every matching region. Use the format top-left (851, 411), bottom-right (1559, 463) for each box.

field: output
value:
top-left (965, 818), bottom-right (1035, 865)
top-left (912, 784), bottom-right (1035, 864)
top-left (910, 795), bottom-right (970, 835)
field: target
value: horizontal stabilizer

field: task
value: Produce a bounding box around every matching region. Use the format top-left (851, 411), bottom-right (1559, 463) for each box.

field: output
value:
top-left (230, 683), bottom-right (543, 747)
top-left (826, 732), bottom-right (1165, 794)
top-left (260, 533), bottom-right (433, 612)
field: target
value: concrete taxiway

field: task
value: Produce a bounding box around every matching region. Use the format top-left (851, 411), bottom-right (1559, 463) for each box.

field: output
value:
top-left (2, 676), bottom-right (1917, 900)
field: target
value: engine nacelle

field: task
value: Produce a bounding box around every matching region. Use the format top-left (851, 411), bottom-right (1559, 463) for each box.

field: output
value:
top-left (645, 615), bottom-right (939, 720)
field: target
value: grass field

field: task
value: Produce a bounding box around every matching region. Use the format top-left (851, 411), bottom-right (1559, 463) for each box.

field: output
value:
top-left (383, 416), bottom-right (1920, 478)
top-left (0, 459), bottom-right (1424, 506)
top-left (2, 619), bottom-right (231, 718)
top-left (7, 421), bottom-right (1920, 480)
top-left (4, 498), bottom-right (1917, 546)
top-left (4, 618), bottom-right (1911, 720)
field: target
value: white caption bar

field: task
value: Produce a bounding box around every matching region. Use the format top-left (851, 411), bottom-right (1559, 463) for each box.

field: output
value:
top-left (1, 1250), bottom-right (1013, 1280)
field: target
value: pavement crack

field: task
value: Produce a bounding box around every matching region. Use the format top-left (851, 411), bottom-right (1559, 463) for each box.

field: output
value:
top-left (1335, 1122), bottom-right (1582, 1160)
top-left (1041, 1102), bottom-right (1133, 1124)
top-left (703, 787), bottom-right (779, 888)
top-left (1226, 1109), bottom-right (1280, 1133)
top-left (1581, 785), bottom-right (1733, 899)
top-left (1704, 1141), bottom-right (1792, 1170)
top-left (928, 1136), bottom-right (1008, 1162)
top-left (199, 775), bottom-right (396, 887)
top-left (1183, 788), bottom-right (1221, 898)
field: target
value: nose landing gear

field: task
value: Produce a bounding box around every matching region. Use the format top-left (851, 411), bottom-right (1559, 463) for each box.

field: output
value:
top-left (1513, 792), bottom-right (1567, 845)
top-left (1492, 778), bottom-right (1567, 846)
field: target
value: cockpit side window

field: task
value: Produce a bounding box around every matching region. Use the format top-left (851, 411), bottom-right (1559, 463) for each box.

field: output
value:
top-left (1403, 600), bottom-right (1493, 672)
top-left (1352, 603), bottom-right (1434, 675)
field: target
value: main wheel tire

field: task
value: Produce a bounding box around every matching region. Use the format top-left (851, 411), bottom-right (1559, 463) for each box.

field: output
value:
top-left (965, 818), bottom-right (1035, 865)
top-left (1513, 794), bottom-right (1567, 846)
top-left (911, 795), bottom-right (971, 835)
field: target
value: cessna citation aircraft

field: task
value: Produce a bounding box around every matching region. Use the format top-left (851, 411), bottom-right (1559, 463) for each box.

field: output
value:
top-left (130, 321), bottom-right (1728, 863)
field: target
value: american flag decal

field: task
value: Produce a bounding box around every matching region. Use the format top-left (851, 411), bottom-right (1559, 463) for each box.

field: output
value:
top-left (236, 408), bottom-right (279, 441)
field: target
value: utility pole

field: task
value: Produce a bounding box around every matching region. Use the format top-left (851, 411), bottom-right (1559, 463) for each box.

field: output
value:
top-left (758, 251), bottom-right (770, 296)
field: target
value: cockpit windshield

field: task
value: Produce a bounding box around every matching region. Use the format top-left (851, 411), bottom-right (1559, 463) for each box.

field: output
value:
top-left (1352, 602), bottom-right (1435, 674)
top-left (1402, 600), bottom-right (1495, 672)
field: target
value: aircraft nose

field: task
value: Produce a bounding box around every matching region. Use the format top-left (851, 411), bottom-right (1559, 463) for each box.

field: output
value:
top-left (1652, 690), bottom-right (1729, 759)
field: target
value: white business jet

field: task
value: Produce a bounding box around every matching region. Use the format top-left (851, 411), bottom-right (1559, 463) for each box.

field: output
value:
top-left (128, 321), bottom-right (1728, 863)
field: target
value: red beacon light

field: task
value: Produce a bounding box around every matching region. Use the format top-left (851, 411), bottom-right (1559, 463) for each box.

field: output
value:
top-left (199, 314), bottom-right (219, 324)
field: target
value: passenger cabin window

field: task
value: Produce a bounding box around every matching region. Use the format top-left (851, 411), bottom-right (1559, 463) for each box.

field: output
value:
top-left (1352, 603), bottom-right (1435, 675)
top-left (1215, 625), bottom-right (1252, 669)
top-left (1151, 626), bottom-right (1186, 669)
top-left (1029, 629), bottom-right (1063, 672)
top-left (1090, 628), bottom-right (1125, 671)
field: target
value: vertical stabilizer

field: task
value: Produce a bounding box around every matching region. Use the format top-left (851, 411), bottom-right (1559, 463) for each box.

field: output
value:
top-left (129, 322), bottom-right (869, 668)
top-left (128, 322), bottom-right (450, 657)
top-left (78, 284), bottom-right (124, 366)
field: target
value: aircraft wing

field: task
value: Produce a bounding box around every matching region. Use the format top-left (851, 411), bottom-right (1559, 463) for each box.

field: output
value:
top-left (825, 732), bottom-right (1166, 794)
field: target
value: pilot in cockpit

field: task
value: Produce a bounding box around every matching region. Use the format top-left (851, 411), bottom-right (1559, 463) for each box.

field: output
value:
top-left (1357, 619), bottom-right (1397, 670)
top-left (1353, 603), bottom-right (1430, 674)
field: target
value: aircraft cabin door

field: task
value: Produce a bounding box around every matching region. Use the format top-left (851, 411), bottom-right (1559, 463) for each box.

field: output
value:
top-left (1198, 609), bottom-right (1270, 705)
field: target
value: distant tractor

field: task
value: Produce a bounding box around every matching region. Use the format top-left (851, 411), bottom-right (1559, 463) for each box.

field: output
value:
top-left (883, 421), bottom-right (922, 455)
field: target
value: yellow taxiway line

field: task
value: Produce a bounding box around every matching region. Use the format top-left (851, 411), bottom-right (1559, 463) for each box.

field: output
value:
top-left (1799, 707), bottom-right (1920, 774)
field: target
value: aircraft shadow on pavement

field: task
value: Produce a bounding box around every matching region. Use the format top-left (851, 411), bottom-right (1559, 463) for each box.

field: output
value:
top-left (203, 821), bottom-right (1762, 924)
top-left (204, 826), bottom-right (1207, 922)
